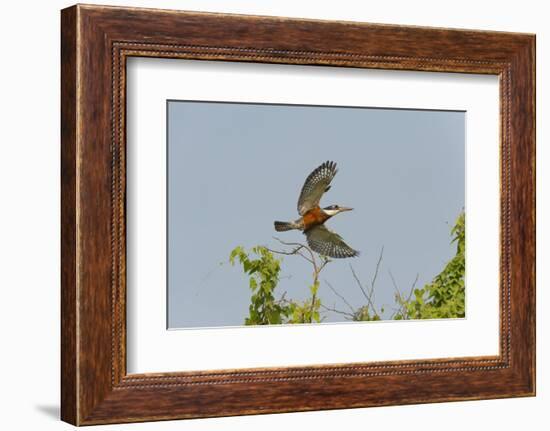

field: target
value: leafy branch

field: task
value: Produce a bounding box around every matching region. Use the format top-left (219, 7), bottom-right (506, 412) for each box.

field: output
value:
top-left (394, 211), bottom-right (465, 320)
top-left (229, 238), bottom-right (330, 325)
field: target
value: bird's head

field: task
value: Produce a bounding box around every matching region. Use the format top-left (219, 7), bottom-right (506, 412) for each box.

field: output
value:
top-left (322, 204), bottom-right (353, 217)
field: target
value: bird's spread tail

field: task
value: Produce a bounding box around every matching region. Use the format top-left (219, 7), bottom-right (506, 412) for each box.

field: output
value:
top-left (274, 221), bottom-right (299, 232)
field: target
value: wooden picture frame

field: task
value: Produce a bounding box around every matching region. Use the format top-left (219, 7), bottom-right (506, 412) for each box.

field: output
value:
top-left (61, 4), bottom-right (535, 425)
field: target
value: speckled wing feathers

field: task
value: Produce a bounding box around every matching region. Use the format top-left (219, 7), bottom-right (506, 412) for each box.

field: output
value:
top-left (305, 225), bottom-right (359, 259)
top-left (297, 161), bottom-right (338, 216)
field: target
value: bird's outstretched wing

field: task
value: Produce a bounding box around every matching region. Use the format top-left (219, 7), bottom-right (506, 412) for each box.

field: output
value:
top-left (305, 225), bottom-right (359, 259)
top-left (297, 161), bottom-right (338, 215)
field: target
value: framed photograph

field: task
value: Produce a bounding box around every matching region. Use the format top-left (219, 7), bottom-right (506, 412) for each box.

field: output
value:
top-left (61, 4), bottom-right (535, 425)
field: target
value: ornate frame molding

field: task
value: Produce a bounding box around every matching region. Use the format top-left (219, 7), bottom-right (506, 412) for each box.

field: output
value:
top-left (61, 5), bottom-right (535, 425)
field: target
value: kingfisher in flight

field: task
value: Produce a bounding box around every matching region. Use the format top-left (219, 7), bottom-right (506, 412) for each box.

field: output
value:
top-left (274, 161), bottom-right (359, 259)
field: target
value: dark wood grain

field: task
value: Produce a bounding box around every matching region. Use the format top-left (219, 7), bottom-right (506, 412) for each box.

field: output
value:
top-left (60, 5), bottom-right (77, 425)
top-left (61, 4), bottom-right (535, 425)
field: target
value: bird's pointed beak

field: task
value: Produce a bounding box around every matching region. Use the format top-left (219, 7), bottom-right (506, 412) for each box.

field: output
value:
top-left (339, 206), bottom-right (353, 212)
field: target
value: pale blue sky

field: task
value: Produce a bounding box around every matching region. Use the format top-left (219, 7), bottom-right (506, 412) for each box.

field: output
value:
top-left (167, 101), bottom-right (465, 328)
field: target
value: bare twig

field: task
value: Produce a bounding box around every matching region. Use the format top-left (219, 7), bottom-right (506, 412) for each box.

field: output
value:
top-left (399, 273), bottom-right (420, 318)
top-left (320, 304), bottom-right (355, 320)
top-left (407, 274), bottom-right (420, 302)
top-left (349, 264), bottom-right (369, 301)
top-left (323, 248), bottom-right (385, 321)
top-left (350, 264), bottom-right (377, 315)
top-left (264, 246), bottom-right (302, 256)
top-left (388, 269), bottom-right (404, 319)
top-left (389, 270), bottom-right (420, 319)
top-left (325, 280), bottom-right (356, 314)
top-left (318, 257), bottom-right (331, 273)
top-left (371, 246), bottom-right (384, 290)
top-left (388, 269), bottom-right (402, 298)
top-left (367, 247), bottom-right (384, 304)
top-left (273, 237), bottom-right (316, 265)
top-left (265, 245), bottom-right (314, 265)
